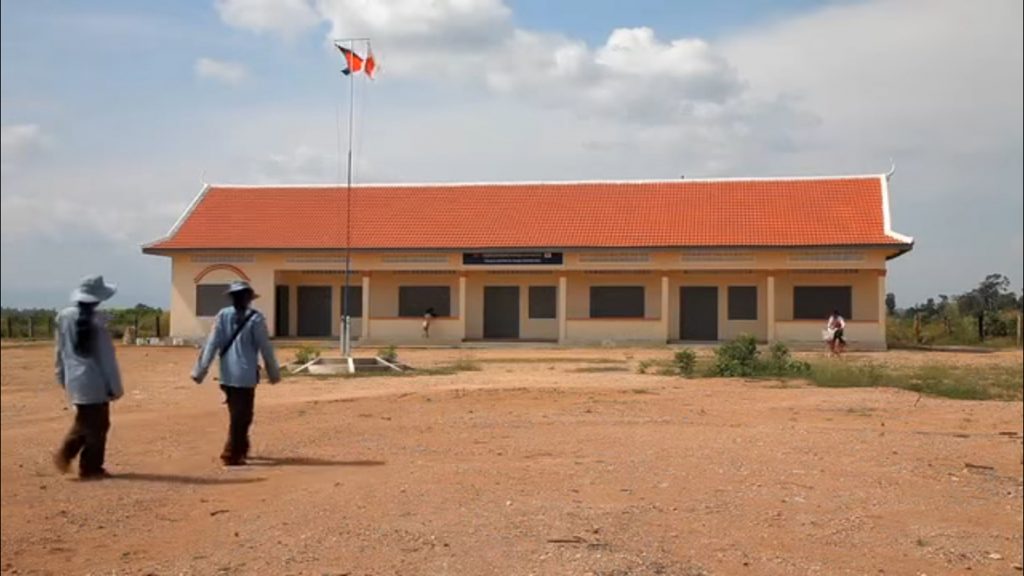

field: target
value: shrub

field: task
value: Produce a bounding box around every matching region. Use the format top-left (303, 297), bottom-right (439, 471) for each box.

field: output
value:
top-left (673, 349), bottom-right (697, 377)
top-left (293, 345), bottom-right (321, 365)
top-left (710, 334), bottom-right (760, 377)
top-left (764, 342), bottom-right (810, 376)
top-left (378, 345), bottom-right (398, 363)
top-left (636, 360), bottom-right (652, 374)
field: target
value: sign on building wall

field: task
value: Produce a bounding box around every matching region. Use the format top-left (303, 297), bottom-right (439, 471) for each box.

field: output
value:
top-left (463, 252), bottom-right (564, 265)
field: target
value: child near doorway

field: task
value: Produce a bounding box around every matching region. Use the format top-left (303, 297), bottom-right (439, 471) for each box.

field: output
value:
top-left (422, 307), bottom-right (435, 338)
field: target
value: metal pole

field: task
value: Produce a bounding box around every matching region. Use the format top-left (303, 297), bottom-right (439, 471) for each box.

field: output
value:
top-left (342, 39), bottom-right (357, 358)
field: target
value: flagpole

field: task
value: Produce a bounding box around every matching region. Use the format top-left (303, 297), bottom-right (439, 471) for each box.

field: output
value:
top-left (342, 39), bottom-right (354, 358)
top-left (334, 37), bottom-right (371, 359)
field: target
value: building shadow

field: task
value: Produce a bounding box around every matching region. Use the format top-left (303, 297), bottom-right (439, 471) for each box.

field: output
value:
top-left (246, 456), bottom-right (386, 468)
top-left (108, 472), bottom-right (267, 486)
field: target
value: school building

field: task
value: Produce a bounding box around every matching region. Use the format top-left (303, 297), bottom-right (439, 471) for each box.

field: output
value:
top-left (142, 175), bottom-right (913, 348)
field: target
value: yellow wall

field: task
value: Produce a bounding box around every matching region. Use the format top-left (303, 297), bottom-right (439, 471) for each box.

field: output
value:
top-left (367, 272), bottom-right (460, 318)
top-left (273, 271), bottom-right (364, 338)
top-left (366, 318), bottom-right (463, 344)
top-left (564, 272), bottom-right (662, 319)
top-left (463, 273), bottom-right (560, 340)
top-left (165, 249), bottom-right (895, 348)
top-left (668, 273), bottom-right (769, 341)
top-left (774, 270), bottom-right (881, 322)
top-left (170, 256), bottom-right (275, 340)
top-left (564, 319), bottom-right (664, 343)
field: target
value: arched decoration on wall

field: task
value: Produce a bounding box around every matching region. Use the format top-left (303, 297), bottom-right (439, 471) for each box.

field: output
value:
top-left (194, 264), bottom-right (251, 284)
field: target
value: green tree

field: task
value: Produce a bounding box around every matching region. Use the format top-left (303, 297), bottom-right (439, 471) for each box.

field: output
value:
top-left (885, 292), bottom-right (897, 316)
top-left (958, 274), bottom-right (1013, 341)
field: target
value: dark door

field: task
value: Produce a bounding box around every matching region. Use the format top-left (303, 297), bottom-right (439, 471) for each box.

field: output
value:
top-left (484, 286), bottom-right (520, 339)
top-left (297, 286), bottom-right (333, 337)
top-left (681, 286), bottom-right (718, 341)
top-left (274, 285), bottom-right (290, 337)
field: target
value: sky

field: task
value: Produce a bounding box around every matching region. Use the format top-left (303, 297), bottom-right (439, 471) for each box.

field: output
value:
top-left (1, 0), bottom-right (1022, 309)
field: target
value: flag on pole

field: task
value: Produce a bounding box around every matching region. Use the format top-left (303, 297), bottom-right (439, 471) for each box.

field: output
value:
top-left (336, 44), bottom-right (364, 75)
top-left (364, 48), bottom-right (377, 79)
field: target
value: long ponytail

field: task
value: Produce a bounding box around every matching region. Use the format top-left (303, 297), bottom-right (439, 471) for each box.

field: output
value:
top-left (74, 302), bottom-right (97, 357)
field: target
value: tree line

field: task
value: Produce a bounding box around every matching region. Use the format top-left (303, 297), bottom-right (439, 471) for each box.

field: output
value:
top-left (886, 273), bottom-right (1022, 344)
top-left (1, 304), bottom-right (168, 340)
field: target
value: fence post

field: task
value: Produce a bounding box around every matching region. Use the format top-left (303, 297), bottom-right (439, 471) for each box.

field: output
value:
top-left (28, 317), bottom-right (34, 339)
top-left (155, 313), bottom-right (162, 339)
top-left (134, 314), bottom-right (140, 339)
top-left (913, 313), bottom-right (922, 344)
top-left (6, 317), bottom-right (12, 339)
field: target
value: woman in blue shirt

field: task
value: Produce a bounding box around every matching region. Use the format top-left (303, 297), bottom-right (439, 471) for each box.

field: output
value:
top-left (53, 275), bottom-right (123, 480)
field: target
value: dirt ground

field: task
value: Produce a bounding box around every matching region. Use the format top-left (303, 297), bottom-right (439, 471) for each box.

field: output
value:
top-left (2, 344), bottom-right (1022, 576)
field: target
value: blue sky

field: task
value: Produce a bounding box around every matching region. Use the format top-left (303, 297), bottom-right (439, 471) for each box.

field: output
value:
top-left (2, 0), bottom-right (1022, 309)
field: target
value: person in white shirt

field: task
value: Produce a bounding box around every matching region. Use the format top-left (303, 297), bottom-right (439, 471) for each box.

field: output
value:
top-left (422, 307), bottom-right (435, 339)
top-left (826, 310), bottom-right (847, 356)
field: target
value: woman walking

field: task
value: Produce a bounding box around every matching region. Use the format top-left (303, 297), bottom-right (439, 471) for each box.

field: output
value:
top-left (53, 275), bottom-right (123, 480)
top-left (192, 281), bottom-right (281, 466)
top-left (825, 309), bottom-right (847, 357)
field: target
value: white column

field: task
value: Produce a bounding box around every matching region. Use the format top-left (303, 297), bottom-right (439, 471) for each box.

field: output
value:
top-left (458, 275), bottom-right (467, 342)
top-left (361, 275), bottom-right (371, 341)
top-left (558, 275), bottom-right (568, 344)
top-left (877, 271), bottom-right (887, 348)
top-left (766, 274), bottom-right (776, 343)
top-left (660, 275), bottom-right (670, 343)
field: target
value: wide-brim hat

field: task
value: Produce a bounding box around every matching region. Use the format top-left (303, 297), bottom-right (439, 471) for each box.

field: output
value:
top-left (70, 275), bottom-right (117, 304)
top-left (225, 280), bottom-right (260, 299)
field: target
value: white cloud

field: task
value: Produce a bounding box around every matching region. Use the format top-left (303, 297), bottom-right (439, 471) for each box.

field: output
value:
top-left (1, 124), bottom-right (47, 171)
top-left (483, 28), bottom-right (747, 123)
top-left (215, 0), bottom-right (320, 38)
top-left (194, 57), bottom-right (249, 85)
top-left (314, 0), bottom-right (511, 54)
top-left (217, 0), bottom-right (787, 165)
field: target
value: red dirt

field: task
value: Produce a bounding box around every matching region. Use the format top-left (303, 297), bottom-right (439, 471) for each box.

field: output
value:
top-left (2, 345), bottom-right (1022, 575)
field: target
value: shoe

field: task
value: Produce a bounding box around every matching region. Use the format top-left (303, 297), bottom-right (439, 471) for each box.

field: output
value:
top-left (79, 468), bottom-right (111, 481)
top-left (53, 452), bottom-right (72, 474)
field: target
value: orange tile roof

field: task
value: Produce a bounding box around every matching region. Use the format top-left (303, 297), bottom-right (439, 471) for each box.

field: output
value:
top-left (143, 176), bottom-right (913, 252)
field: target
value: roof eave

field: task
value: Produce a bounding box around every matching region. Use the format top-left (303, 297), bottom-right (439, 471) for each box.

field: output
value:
top-left (141, 242), bottom-right (914, 254)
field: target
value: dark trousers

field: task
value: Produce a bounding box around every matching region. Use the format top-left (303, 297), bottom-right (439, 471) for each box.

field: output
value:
top-left (221, 386), bottom-right (255, 463)
top-left (59, 403), bottom-right (110, 475)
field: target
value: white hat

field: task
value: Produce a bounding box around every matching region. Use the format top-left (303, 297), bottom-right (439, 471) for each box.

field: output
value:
top-left (225, 280), bottom-right (259, 299)
top-left (70, 275), bottom-right (117, 304)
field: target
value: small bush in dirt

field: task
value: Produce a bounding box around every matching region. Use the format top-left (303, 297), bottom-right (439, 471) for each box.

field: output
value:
top-left (764, 342), bottom-right (810, 376)
top-left (710, 334), bottom-right (760, 377)
top-left (636, 360), bottom-right (652, 374)
top-left (673, 349), bottom-right (697, 377)
top-left (378, 345), bottom-right (398, 363)
top-left (293, 345), bottom-right (321, 365)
